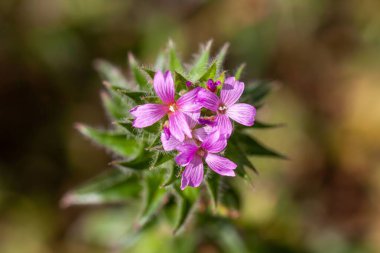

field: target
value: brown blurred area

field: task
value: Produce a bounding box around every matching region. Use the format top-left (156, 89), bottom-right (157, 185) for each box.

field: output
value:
top-left (1, 0), bottom-right (380, 252)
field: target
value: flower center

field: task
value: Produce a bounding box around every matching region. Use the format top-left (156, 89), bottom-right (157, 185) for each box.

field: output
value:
top-left (168, 103), bottom-right (177, 113)
top-left (196, 148), bottom-right (207, 157)
top-left (218, 104), bottom-right (228, 114)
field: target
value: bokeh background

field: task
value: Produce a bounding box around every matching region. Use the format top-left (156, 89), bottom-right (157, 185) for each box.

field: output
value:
top-left (1, 0), bottom-right (380, 252)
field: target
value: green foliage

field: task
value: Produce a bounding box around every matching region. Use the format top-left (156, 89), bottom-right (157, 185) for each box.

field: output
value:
top-left (66, 41), bottom-right (284, 248)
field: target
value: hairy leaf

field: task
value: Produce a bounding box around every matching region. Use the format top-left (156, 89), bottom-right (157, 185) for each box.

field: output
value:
top-left (61, 168), bottom-right (141, 207)
top-left (77, 124), bottom-right (143, 158)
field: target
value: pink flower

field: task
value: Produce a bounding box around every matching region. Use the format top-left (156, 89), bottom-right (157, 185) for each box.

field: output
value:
top-left (175, 131), bottom-right (237, 190)
top-left (161, 112), bottom-right (212, 151)
top-left (130, 71), bottom-right (201, 141)
top-left (197, 77), bottom-right (256, 136)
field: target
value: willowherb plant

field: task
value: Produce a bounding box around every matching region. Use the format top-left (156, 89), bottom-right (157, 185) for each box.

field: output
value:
top-left (62, 41), bottom-right (285, 237)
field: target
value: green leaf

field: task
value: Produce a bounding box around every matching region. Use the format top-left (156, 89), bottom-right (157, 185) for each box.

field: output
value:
top-left (241, 80), bottom-right (273, 106)
top-left (61, 168), bottom-right (141, 207)
top-left (174, 71), bottom-right (190, 91)
top-left (116, 120), bottom-right (160, 135)
top-left (253, 120), bottom-right (285, 129)
top-left (113, 149), bottom-right (155, 171)
top-left (217, 223), bottom-right (250, 253)
top-left (226, 141), bottom-right (257, 176)
top-left (234, 63), bottom-right (246, 80)
top-left (100, 91), bottom-right (130, 121)
top-left (189, 41), bottom-right (212, 81)
top-left (168, 40), bottom-right (184, 74)
top-left (139, 171), bottom-right (166, 226)
top-left (142, 68), bottom-right (156, 79)
top-left (77, 124), bottom-right (143, 158)
top-left (163, 164), bottom-right (179, 187)
top-left (94, 59), bottom-right (130, 88)
top-left (128, 53), bottom-right (150, 90)
top-left (111, 86), bottom-right (147, 104)
top-left (173, 186), bottom-right (200, 234)
top-left (234, 132), bottom-right (286, 159)
top-left (214, 43), bottom-right (229, 75)
top-left (219, 182), bottom-right (241, 216)
top-left (199, 62), bottom-right (217, 82)
top-left (206, 171), bottom-right (220, 209)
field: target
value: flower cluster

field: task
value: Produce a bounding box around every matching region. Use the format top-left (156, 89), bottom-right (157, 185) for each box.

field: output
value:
top-left (130, 71), bottom-right (256, 190)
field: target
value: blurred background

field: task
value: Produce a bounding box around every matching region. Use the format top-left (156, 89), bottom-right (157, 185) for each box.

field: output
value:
top-left (1, 0), bottom-right (380, 252)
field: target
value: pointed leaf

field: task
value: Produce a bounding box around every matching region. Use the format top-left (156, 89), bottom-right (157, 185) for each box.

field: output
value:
top-left (94, 59), bottom-right (130, 88)
top-left (234, 63), bottom-right (246, 80)
top-left (77, 124), bottom-right (143, 158)
top-left (206, 171), bottom-right (220, 209)
top-left (173, 186), bottom-right (200, 234)
top-left (234, 132), bottom-right (286, 159)
top-left (189, 41), bottom-right (212, 81)
top-left (214, 43), bottom-right (229, 75)
top-left (253, 120), bottom-right (285, 129)
top-left (168, 40), bottom-right (184, 74)
top-left (199, 62), bottom-right (217, 82)
top-left (241, 80), bottom-right (273, 106)
top-left (61, 168), bottom-right (141, 207)
top-left (128, 53), bottom-right (150, 90)
top-left (139, 171), bottom-right (167, 226)
top-left (100, 91), bottom-right (130, 120)
top-left (111, 86), bottom-right (147, 104)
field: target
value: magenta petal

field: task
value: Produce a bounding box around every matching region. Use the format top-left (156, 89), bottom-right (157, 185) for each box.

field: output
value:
top-left (215, 114), bottom-right (233, 136)
top-left (154, 71), bottom-right (175, 104)
top-left (185, 111), bottom-right (201, 129)
top-left (205, 153), bottom-right (236, 176)
top-left (197, 88), bottom-right (219, 112)
top-left (169, 112), bottom-right (192, 142)
top-left (192, 126), bottom-right (213, 142)
top-left (175, 144), bottom-right (198, 166)
top-left (220, 77), bottom-right (244, 106)
top-left (181, 155), bottom-right (204, 190)
top-left (130, 104), bottom-right (168, 128)
top-left (161, 132), bottom-right (181, 151)
top-left (201, 131), bottom-right (227, 153)
top-left (177, 87), bottom-right (202, 112)
top-left (227, 103), bottom-right (256, 126)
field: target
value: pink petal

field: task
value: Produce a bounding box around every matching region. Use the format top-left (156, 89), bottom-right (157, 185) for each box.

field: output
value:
top-left (192, 126), bottom-right (213, 142)
top-left (154, 71), bottom-right (175, 104)
top-left (205, 153), bottom-right (236, 176)
top-left (177, 87), bottom-right (202, 112)
top-left (169, 112), bottom-right (192, 142)
top-left (130, 104), bottom-right (168, 128)
top-left (220, 77), bottom-right (244, 106)
top-left (201, 131), bottom-right (227, 153)
top-left (161, 132), bottom-right (181, 151)
top-left (185, 111), bottom-right (201, 129)
top-left (227, 103), bottom-right (256, 126)
top-left (215, 114), bottom-right (233, 136)
top-left (181, 155), bottom-right (204, 190)
top-left (197, 88), bottom-right (219, 112)
top-left (175, 144), bottom-right (198, 166)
